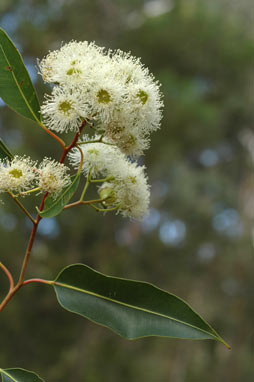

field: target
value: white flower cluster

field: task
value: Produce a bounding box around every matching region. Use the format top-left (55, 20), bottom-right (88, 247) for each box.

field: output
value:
top-left (39, 41), bottom-right (163, 219)
top-left (39, 41), bottom-right (163, 156)
top-left (69, 141), bottom-right (150, 219)
top-left (0, 156), bottom-right (70, 197)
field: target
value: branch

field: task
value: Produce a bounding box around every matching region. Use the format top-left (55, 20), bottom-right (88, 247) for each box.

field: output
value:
top-left (39, 122), bottom-right (66, 149)
top-left (59, 120), bottom-right (86, 164)
top-left (23, 278), bottom-right (53, 286)
top-left (7, 192), bottom-right (36, 224)
top-left (0, 121), bottom-right (87, 312)
top-left (0, 262), bottom-right (14, 292)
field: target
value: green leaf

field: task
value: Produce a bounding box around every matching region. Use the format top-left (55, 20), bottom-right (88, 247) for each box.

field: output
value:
top-left (37, 173), bottom-right (81, 218)
top-left (0, 28), bottom-right (40, 123)
top-left (0, 138), bottom-right (13, 161)
top-left (53, 264), bottom-right (230, 347)
top-left (0, 368), bottom-right (44, 382)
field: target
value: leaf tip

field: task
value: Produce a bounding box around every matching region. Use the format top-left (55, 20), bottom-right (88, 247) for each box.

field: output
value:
top-left (218, 336), bottom-right (231, 350)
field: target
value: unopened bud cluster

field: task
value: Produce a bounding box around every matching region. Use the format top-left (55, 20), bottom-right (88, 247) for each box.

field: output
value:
top-left (38, 40), bottom-right (163, 219)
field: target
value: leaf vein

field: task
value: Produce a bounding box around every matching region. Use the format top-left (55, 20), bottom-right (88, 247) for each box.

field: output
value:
top-left (54, 281), bottom-right (217, 339)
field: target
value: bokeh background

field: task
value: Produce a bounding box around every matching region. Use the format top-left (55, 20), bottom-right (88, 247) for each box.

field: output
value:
top-left (0, 0), bottom-right (254, 381)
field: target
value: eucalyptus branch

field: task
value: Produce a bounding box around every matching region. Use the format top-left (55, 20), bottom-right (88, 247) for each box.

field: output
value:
top-left (0, 196), bottom-right (45, 312)
top-left (80, 171), bottom-right (91, 201)
top-left (59, 120), bottom-right (86, 164)
top-left (0, 121), bottom-right (87, 313)
top-left (0, 285), bottom-right (20, 312)
top-left (23, 278), bottom-right (53, 286)
top-left (17, 123), bottom-right (86, 286)
top-left (64, 197), bottom-right (107, 210)
top-left (90, 176), bottom-right (113, 183)
top-left (77, 138), bottom-right (114, 146)
top-left (90, 204), bottom-right (119, 213)
top-left (18, 221), bottom-right (39, 285)
top-left (0, 262), bottom-right (14, 293)
top-left (76, 145), bottom-right (84, 173)
top-left (20, 187), bottom-right (41, 195)
top-left (39, 122), bottom-right (66, 149)
top-left (7, 192), bottom-right (36, 224)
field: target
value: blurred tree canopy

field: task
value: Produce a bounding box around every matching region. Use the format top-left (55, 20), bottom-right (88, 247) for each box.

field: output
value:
top-left (0, 0), bottom-right (254, 381)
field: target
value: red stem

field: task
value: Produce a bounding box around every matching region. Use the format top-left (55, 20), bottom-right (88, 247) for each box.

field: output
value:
top-left (0, 262), bottom-right (14, 292)
top-left (59, 120), bottom-right (86, 164)
top-left (18, 222), bottom-right (38, 284)
top-left (64, 198), bottom-right (105, 210)
top-left (40, 124), bottom-right (66, 149)
top-left (23, 278), bottom-right (52, 286)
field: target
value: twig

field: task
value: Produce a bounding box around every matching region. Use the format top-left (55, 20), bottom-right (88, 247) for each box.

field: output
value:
top-left (0, 262), bottom-right (14, 292)
top-left (59, 120), bottom-right (86, 164)
top-left (39, 122), bottom-right (66, 149)
top-left (7, 192), bottom-right (36, 224)
top-left (23, 278), bottom-right (53, 286)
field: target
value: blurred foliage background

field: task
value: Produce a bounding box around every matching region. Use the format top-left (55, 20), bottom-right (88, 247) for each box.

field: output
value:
top-left (0, 0), bottom-right (254, 381)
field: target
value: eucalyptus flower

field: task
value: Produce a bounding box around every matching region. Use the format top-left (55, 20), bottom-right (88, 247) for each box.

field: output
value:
top-left (38, 158), bottom-right (71, 197)
top-left (99, 160), bottom-right (150, 220)
top-left (0, 156), bottom-right (37, 193)
top-left (38, 40), bottom-right (163, 156)
top-left (38, 40), bottom-right (106, 84)
top-left (68, 136), bottom-right (125, 177)
top-left (41, 85), bottom-right (88, 133)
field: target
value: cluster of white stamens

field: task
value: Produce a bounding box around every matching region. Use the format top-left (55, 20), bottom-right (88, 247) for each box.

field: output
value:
top-left (39, 41), bottom-right (163, 158)
top-left (69, 139), bottom-right (150, 219)
top-left (38, 158), bottom-right (71, 196)
top-left (0, 156), bottom-right (70, 197)
top-left (13, 40), bottom-right (164, 219)
top-left (0, 156), bottom-right (37, 193)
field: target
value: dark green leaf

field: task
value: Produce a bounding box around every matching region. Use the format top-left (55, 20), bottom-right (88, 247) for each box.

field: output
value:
top-left (0, 28), bottom-right (40, 123)
top-left (37, 173), bottom-right (81, 218)
top-left (0, 368), bottom-right (44, 382)
top-left (53, 264), bottom-right (230, 347)
top-left (0, 138), bottom-right (13, 161)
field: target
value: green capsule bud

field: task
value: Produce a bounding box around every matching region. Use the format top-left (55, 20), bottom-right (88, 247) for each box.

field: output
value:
top-left (99, 186), bottom-right (116, 205)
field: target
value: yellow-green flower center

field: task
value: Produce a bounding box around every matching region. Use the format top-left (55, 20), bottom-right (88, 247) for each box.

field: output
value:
top-left (137, 90), bottom-right (148, 105)
top-left (48, 173), bottom-right (56, 182)
top-left (87, 149), bottom-right (99, 156)
top-left (9, 168), bottom-right (23, 178)
top-left (58, 101), bottom-right (73, 114)
top-left (97, 89), bottom-right (111, 104)
top-left (66, 67), bottom-right (82, 76)
top-left (129, 176), bottom-right (137, 184)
